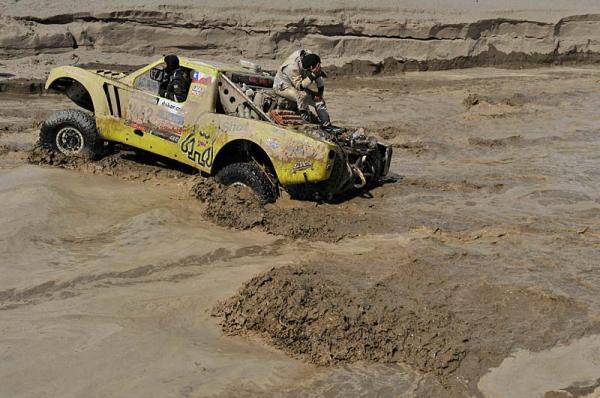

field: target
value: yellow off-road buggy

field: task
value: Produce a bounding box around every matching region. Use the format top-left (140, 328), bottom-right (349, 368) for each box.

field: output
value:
top-left (41, 57), bottom-right (392, 202)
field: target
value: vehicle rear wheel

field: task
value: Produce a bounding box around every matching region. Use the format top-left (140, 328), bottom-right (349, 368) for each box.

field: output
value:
top-left (40, 109), bottom-right (101, 159)
top-left (215, 162), bottom-right (278, 204)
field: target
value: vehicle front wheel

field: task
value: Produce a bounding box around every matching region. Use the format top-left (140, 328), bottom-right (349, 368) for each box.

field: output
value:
top-left (39, 109), bottom-right (101, 159)
top-left (215, 162), bottom-right (278, 204)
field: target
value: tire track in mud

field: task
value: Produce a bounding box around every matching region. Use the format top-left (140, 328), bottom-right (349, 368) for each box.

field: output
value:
top-left (0, 243), bottom-right (282, 310)
top-left (24, 146), bottom-right (515, 242)
top-left (372, 127), bottom-right (565, 155)
top-left (26, 146), bottom-right (401, 242)
top-left (27, 144), bottom-right (195, 182)
top-left (399, 177), bottom-right (507, 194)
top-left (27, 135), bottom-right (589, 257)
top-left (191, 177), bottom-right (394, 242)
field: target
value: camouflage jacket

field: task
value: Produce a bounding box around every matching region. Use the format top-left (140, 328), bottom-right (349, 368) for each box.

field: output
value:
top-left (274, 49), bottom-right (325, 92)
top-left (159, 68), bottom-right (190, 103)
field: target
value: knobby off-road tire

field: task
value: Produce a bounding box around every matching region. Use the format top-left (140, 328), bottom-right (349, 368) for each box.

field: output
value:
top-left (216, 162), bottom-right (278, 204)
top-left (40, 109), bottom-right (101, 159)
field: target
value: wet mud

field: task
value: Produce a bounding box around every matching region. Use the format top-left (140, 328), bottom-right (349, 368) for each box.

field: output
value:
top-left (26, 145), bottom-right (396, 242)
top-left (210, 67), bottom-right (600, 396)
top-left (215, 264), bottom-right (470, 374)
top-left (215, 257), bottom-right (598, 396)
top-left (2, 66), bottom-right (600, 397)
top-left (27, 144), bottom-right (192, 183)
top-left (191, 176), bottom-right (394, 242)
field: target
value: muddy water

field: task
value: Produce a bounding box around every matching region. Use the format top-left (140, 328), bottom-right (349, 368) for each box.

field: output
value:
top-left (479, 335), bottom-right (600, 398)
top-left (1, 67), bottom-right (600, 397)
top-left (0, 165), bottom-right (426, 397)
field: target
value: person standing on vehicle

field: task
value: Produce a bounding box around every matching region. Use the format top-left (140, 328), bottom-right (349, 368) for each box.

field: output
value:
top-left (273, 49), bottom-right (331, 127)
top-left (159, 54), bottom-right (190, 103)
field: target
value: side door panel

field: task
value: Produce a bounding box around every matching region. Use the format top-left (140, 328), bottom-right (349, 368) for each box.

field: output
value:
top-left (178, 114), bottom-right (220, 170)
top-left (98, 64), bottom-right (221, 171)
top-left (127, 92), bottom-right (186, 144)
top-left (175, 68), bottom-right (221, 172)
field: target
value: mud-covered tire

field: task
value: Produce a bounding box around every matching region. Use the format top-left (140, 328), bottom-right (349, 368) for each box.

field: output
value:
top-left (216, 162), bottom-right (278, 204)
top-left (40, 109), bottom-right (101, 159)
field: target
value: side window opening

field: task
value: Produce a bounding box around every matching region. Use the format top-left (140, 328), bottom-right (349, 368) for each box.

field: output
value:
top-left (134, 68), bottom-right (161, 93)
top-left (134, 64), bottom-right (193, 103)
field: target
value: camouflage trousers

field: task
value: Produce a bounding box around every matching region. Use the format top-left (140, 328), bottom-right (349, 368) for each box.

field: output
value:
top-left (275, 87), bottom-right (331, 125)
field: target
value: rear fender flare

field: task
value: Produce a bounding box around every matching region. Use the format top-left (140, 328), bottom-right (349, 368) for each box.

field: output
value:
top-left (45, 67), bottom-right (111, 115)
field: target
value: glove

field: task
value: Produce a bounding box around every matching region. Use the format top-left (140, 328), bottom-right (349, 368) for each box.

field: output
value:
top-left (300, 76), bottom-right (313, 89)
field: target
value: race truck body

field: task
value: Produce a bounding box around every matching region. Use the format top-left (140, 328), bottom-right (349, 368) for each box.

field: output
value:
top-left (42, 57), bottom-right (392, 202)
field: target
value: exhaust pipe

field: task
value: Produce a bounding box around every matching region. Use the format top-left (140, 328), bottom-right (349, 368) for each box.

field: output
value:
top-left (352, 165), bottom-right (367, 189)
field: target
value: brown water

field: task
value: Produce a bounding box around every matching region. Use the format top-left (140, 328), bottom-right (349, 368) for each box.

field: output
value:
top-left (1, 66), bottom-right (600, 397)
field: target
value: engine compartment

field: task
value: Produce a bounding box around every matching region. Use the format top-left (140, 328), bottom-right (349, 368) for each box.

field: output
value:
top-left (216, 63), bottom-right (392, 198)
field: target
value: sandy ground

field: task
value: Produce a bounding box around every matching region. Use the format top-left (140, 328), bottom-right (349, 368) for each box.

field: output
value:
top-left (1, 66), bottom-right (600, 397)
top-left (3, 0), bottom-right (600, 22)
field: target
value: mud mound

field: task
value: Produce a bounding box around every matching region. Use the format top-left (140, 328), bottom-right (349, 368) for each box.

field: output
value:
top-left (372, 126), bottom-right (405, 141)
top-left (463, 93), bottom-right (529, 110)
top-left (214, 265), bottom-right (469, 375)
top-left (27, 145), bottom-right (81, 167)
top-left (463, 93), bottom-right (487, 109)
top-left (191, 177), bottom-right (266, 230)
top-left (191, 177), bottom-right (371, 242)
top-left (215, 258), bottom-right (597, 395)
top-left (463, 93), bottom-right (534, 119)
top-left (27, 145), bottom-right (190, 181)
top-left (468, 135), bottom-right (523, 147)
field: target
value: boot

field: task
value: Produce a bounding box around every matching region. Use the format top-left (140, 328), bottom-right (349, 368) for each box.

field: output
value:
top-left (315, 101), bottom-right (331, 127)
top-left (300, 111), bottom-right (312, 123)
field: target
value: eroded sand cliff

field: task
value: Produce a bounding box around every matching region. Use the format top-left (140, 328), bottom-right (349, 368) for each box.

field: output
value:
top-left (2, 1), bottom-right (600, 79)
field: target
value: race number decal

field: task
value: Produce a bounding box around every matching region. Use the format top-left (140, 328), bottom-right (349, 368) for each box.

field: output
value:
top-left (180, 133), bottom-right (213, 168)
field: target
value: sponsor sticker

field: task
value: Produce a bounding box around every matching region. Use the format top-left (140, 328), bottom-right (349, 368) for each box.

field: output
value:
top-left (158, 98), bottom-right (182, 114)
top-left (293, 160), bottom-right (312, 172)
top-left (158, 111), bottom-right (184, 127)
top-left (191, 84), bottom-right (205, 96)
top-left (149, 129), bottom-right (181, 143)
top-left (192, 71), bottom-right (214, 85)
